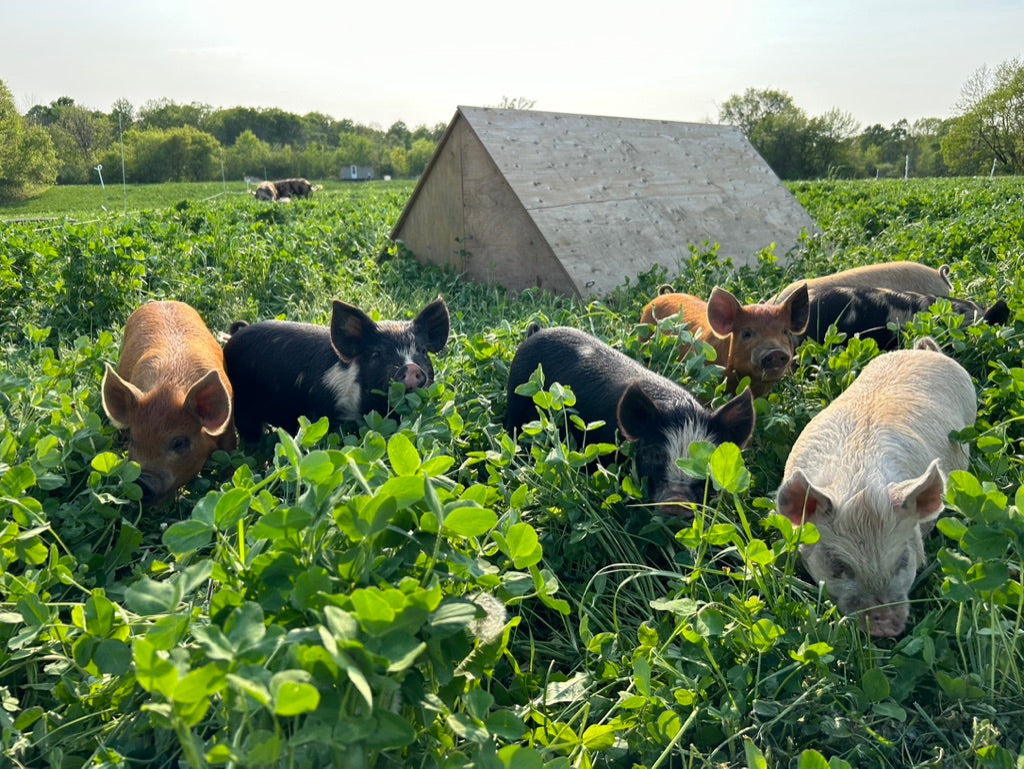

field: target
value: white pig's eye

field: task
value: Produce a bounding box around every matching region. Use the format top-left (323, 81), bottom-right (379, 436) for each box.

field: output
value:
top-left (896, 549), bottom-right (910, 571)
top-left (827, 553), bottom-right (853, 580)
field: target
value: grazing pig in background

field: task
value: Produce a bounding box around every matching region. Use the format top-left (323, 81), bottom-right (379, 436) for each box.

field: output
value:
top-left (640, 284), bottom-right (809, 397)
top-left (506, 326), bottom-right (756, 516)
top-left (803, 285), bottom-right (1010, 348)
top-left (271, 178), bottom-right (316, 198)
top-left (773, 260), bottom-right (952, 303)
top-left (101, 301), bottom-right (235, 504)
top-left (253, 181), bottom-right (278, 201)
top-left (224, 297), bottom-right (450, 442)
top-left (776, 337), bottom-right (976, 637)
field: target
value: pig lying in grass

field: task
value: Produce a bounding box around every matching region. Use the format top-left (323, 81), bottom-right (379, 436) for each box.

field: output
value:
top-left (641, 284), bottom-right (809, 397)
top-left (803, 286), bottom-right (1011, 348)
top-left (506, 326), bottom-right (756, 516)
top-left (776, 337), bottom-right (976, 637)
top-left (773, 260), bottom-right (952, 303)
top-left (102, 301), bottom-right (235, 504)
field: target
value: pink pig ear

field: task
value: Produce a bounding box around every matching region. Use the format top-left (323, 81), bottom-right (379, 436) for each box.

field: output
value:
top-left (185, 370), bottom-right (233, 436)
top-left (889, 459), bottom-right (947, 522)
top-left (101, 363), bottom-right (144, 429)
top-left (705, 287), bottom-right (741, 337)
top-left (776, 470), bottom-right (832, 526)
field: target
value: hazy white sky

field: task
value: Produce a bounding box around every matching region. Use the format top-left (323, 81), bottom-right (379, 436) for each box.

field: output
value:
top-left (4, 0), bottom-right (1022, 131)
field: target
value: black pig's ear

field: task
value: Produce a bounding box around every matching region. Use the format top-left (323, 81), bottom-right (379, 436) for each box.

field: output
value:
top-left (709, 388), bottom-right (755, 448)
top-left (784, 282), bottom-right (810, 335)
top-left (414, 297), bottom-right (450, 352)
top-left (617, 381), bottom-right (662, 443)
top-left (330, 301), bottom-right (376, 362)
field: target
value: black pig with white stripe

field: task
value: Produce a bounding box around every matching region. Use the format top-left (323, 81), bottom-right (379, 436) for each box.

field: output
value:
top-left (506, 326), bottom-right (755, 515)
top-left (224, 298), bottom-right (449, 442)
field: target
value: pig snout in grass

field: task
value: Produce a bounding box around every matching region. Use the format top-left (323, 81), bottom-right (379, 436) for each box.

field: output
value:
top-left (101, 301), bottom-right (235, 504)
top-left (506, 326), bottom-right (755, 516)
top-left (223, 297), bottom-right (450, 443)
top-left (640, 284), bottom-right (809, 397)
top-left (802, 286), bottom-right (1010, 348)
top-left (776, 337), bottom-right (976, 637)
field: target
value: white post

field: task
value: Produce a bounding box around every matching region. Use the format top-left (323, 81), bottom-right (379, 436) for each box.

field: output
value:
top-left (905, 154), bottom-right (909, 180)
top-left (991, 158), bottom-right (997, 178)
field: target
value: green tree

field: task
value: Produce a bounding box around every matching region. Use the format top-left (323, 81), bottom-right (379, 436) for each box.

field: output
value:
top-left (224, 129), bottom-right (272, 180)
top-left (408, 138), bottom-right (436, 177)
top-left (720, 88), bottom-right (857, 179)
top-left (0, 79), bottom-right (58, 199)
top-left (942, 58), bottom-right (1024, 175)
top-left (113, 125), bottom-right (221, 182)
top-left (337, 132), bottom-right (374, 167)
top-left (137, 98), bottom-right (212, 131)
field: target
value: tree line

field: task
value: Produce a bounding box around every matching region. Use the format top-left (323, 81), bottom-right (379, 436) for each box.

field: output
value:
top-left (0, 84), bottom-right (445, 197)
top-left (1, 58), bottom-right (1022, 201)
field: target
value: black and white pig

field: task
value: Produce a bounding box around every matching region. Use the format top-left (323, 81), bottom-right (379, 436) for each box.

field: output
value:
top-left (804, 285), bottom-right (1010, 348)
top-left (776, 337), bottom-right (976, 638)
top-left (224, 297), bottom-right (449, 442)
top-left (506, 326), bottom-right (756, 516)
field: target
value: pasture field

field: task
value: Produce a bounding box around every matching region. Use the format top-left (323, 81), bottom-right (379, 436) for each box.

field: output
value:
top-left (0, 177), bottom-right (1022, 768)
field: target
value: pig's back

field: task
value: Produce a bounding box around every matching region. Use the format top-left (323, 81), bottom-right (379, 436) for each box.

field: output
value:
top-left (786, 348), bottom-right (975, 488)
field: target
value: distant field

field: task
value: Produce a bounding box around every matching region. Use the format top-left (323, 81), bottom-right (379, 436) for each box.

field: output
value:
top-left (0, 179), bottom-right (399, 219)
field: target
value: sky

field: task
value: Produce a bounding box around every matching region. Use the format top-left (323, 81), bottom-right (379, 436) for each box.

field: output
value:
top-left (3, 0), bottom-right (1023, 132)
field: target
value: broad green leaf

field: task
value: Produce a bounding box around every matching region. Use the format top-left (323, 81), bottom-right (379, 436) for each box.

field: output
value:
top-left (125, 576), bottom-right (179, 615)
top-left (709, 442), bottom-right (749, 493)
top-left (503, 522), bottom-right (542, 568)
top-left (861, 667), bottom-right (890, 702)
top-left (133, 639), bottom-right (178, 697)
top-left (581, 723), bottom-right (617, 750)
top-left (387, 432), bottom-right (421, 476)
top-left (163, 519), bottom-right (214, 556)
top-left (272, 681), bottom-right (320, 716)
top-left (443, 506), bottom-right (497, 537)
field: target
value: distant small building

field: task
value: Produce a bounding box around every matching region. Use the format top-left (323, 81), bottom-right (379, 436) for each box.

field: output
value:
top-left (390, 106), bottom-right (819, 297)
top-left (341, 164), bottom-right (374, 181)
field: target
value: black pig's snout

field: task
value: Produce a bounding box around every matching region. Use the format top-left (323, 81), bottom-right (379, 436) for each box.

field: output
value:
top-left (395, 363), bottom-right (429, 390)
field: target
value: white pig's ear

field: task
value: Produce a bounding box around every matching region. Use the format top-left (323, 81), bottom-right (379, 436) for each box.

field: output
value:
top-left (776, 470), bottom-right (832, 527)
top-left (889, 459), bottom-right (947, 522)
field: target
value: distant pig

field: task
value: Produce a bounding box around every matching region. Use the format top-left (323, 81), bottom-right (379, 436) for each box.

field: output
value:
top-left (640, 284), bottom-right (809, 397)
top-left (253, 181), bottom-right (278, 201)
top-left (773, 260), bottom-right (952, 303)
top-left (101, 301), bottom-right (236, 504)
top-left (804, 285), bottom-right (1010, 348)
top-left (224, 297), bottom-right (450, 442)
top-left (271, 178), bottom-right (316, 198)
top-left (506, 326), bottom-right (755, 515)
top-left (776, 337), bottom-right (976, 637)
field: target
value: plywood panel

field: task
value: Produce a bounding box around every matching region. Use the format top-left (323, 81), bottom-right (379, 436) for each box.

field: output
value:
top-left (393, 121), bottom-right (466, 267)
top-left (459, 107), bottom-right (819, 296)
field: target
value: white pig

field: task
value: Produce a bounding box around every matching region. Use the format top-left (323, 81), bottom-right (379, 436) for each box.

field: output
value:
top-left (775, 337), bottom-right (976, 637)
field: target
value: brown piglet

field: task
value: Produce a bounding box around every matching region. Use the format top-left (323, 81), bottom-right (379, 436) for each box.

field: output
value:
top-left (641, 284), bottom-right (809, 397)
top-left (102, 301), bottom-right (236, 504)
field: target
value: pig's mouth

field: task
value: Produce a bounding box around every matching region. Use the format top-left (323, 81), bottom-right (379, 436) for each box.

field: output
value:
top-left (137, 470), bottom-right (178, 505)
top-left (755, 349), bottom-right (794, 381)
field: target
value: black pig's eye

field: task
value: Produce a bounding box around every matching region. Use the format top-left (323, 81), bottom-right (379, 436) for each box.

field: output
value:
top-left (740, 329), bottom-right (755, 341)
top-left (169, 436), bottom-right (191, 455)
